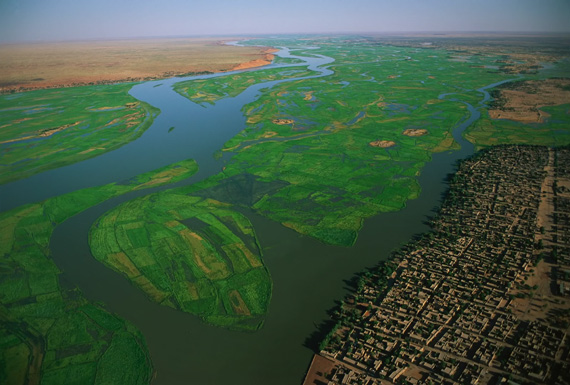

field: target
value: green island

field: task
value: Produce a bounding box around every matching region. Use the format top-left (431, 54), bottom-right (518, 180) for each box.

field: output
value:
top-left (89, 191), bottom-right (271, 331)
top-left (0, 159), bottom-right (197, 384)
top-left (0, 83), bottom-right (159, 184)
top-left (173, 67), bottom-right (313, 104)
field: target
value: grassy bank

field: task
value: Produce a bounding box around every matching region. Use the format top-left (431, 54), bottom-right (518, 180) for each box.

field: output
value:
top-left (0, 159), bottom-right (198, 384)
top-left (0, 83), bottom-right (160, 185)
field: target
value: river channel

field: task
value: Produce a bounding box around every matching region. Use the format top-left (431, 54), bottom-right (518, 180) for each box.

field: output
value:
top-left (2, 43), bottom-right (516, 384)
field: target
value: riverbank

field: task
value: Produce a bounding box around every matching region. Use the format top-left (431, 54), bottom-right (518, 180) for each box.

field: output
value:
top-left (231, 48), bottom-right (280, 71)
top-left (0, 160), bottom-right (198, 385)
top-left (306, 145), bottom-right (570, 384)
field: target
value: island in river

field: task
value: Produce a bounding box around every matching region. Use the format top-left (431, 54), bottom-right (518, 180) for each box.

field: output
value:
top-left (1, 34), bottom-right (570, 385)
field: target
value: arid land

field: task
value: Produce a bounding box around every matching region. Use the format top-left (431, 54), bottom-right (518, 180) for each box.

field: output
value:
top-left (0, 38), bottom-right (275, 92)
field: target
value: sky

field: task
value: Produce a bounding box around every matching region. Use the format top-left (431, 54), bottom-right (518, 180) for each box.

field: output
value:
top-left (1, 0), bottom-right (569, 43)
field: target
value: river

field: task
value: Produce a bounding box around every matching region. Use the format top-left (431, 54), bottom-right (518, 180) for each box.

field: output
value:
top-left (0, 47), bottom-right (332, 211)
top-left (2, 43), bottom-right (516, 384)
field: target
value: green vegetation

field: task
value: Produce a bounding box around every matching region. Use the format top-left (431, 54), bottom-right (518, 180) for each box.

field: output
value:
top-left (89, 191), bottom-right (271, 331)
top-left (0, 159), bottom-right (198, 384)
top-left (173, 67), bottom-right (312, 104)
top-left (0, 83), bottom-right (159, 184)
top-left (3, 36), bottom-right (570, 383)
top-left (177, 38), bottom-right (530, 246)
top-left (466, 104), bottom-right (570, 146)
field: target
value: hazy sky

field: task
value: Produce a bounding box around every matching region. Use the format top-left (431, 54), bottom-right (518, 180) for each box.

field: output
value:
top-left (1, 0), bottom-right (569, 43)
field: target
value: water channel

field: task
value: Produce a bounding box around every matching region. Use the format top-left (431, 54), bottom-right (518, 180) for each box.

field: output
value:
top-left (1, 43), bottom-right (516, 384)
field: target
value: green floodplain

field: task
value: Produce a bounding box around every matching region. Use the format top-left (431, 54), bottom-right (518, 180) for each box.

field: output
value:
top-left (0, 83), bottom-right (159, 185)
top-left (0, 159), bottom-right (197, 384)
top-left (211, 38), bottom-right (569, 246)
top-left (1, 36), bottom-right (570, 383)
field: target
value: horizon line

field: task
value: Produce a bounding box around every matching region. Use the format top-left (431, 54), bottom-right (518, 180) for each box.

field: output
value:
top-left (2, 30), bottom-right (570, 45)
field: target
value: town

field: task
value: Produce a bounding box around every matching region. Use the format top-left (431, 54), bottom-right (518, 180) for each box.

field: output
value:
top-left (304, 145), bottom-right (570, 385)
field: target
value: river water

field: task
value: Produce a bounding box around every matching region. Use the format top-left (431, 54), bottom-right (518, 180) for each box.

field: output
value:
top-left (2, 44), bottom-right (516, 384)
top-left (0, 47), bottom-right (332, 211)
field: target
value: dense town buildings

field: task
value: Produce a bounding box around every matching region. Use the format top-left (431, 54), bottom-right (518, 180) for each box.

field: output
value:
top-left (305, 145), bottom-right (570, 385)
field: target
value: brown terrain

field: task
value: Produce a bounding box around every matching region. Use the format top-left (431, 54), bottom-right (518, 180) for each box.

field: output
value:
top-left (231, 48), bottom-right (279, 71)
top-left (488, 79), bottom-right (570, 123)
top-left (510, 148), bottom-right (570, 324)
top-left (369, 140), bottom-right (396, 148)
top-left (0, 38), bottom-right (275, 93)
top-left (402, 128), bottom-right (428, 136)
top-left (272, 118), bottom-right (295, 125)
top-left (303, 355), bottom-right (336, 385)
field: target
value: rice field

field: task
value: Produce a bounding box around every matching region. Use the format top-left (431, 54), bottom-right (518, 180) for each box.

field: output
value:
top-left (89, 192), bottom-right (271, 331)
